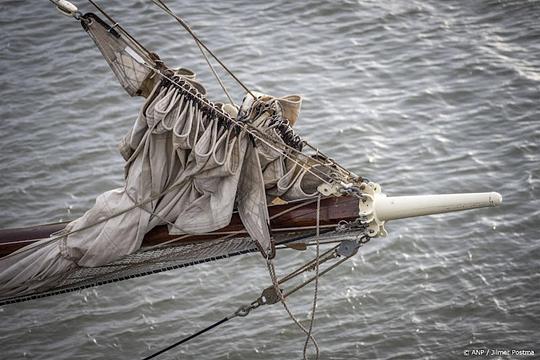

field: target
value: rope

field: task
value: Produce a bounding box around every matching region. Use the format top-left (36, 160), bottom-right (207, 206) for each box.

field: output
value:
top-left (87, 0), bottom-right (152, 58)
top-left (88, 0), bottom-right (354, 183)
top-left (196, 41), bottom-right (236, 105)
top-left (266, 259), bottom-right (321, 358)
top-left (140, 207), bottom-right (331, 360)
top-left (145, 1), bottom-right (355, 183)
top-left (151, 0), bottom-right (236, 105)
top-left (136, 222), bottom-right (365, 359)
top-left (141, 316), bottom-right (231, 360)
top-left (152, 0), bottom-right (255, 99)
top-left (3, 76), bottom-right (338, 260)
top-left (264, 195), bottom-right (323, 360)
top-left (86, 0), bottom-right (359, 193)
top-left (88, 0), bottom-right (236, 106)
top-left (282, 255), bottom-right (349, 298)
top-left (140, 64), bottom-right (337, 187)
top-left (137, 242), bottom-right (347, 360)
top-left (303, 195), bottom-right (321, 360)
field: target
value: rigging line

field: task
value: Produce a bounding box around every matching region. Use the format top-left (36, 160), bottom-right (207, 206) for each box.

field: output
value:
top-left (266, 259), bottom-right (321, 357)
top-left (140, 235), bottom-right (338, 359)
top-left (244, 127), bottom-right (349, 185)
top-left (303, 142), bottom-right (357, 178)
top-left (75, 1), bottom-right (236, 116)
top-left (152, 0), bottom-right (236, 105)
top-left (140, 64), bottom-right (336, 187)
top-left (140, 220), bottom-right (328, 360)
top-left (243, 124), bottom-right (352, 181)
top-left (283, 253), bottom-right (353, 299)
top-left (151, 0), bottom-right (256, 99)
top-left (242, 99), bottom-right (353, 180)
top-left (141, 316), bottom-right (230, 360)
top-left (87, 0), bottom-right (153, 58)
top-left (140, 234), bottom-right (191, 251)
top-left (248, 125), bottom-right (356, 185)
top-left (301, 239), bottom-right (346, 246)
top-left (86, 0), bottom-right (235, 117)
top-left (139, 246), bottom-right (329, 360)
top-left (89, 0), bottom-right (354, 181)
top-left (141, 225), bottom-right (345, 237)
top-left (150, 0), bottom-right (347, 180)
top-left (195, 40), bottom-right (236, 106)
top-left (150, 0), bottom-right (236, 104)
top-left (278, 245), bottom-right (338, 285)
top-left (234, 94), bottom-right (353, 179)
top-left (142, 59), bottom-right (347, 185)
top-left (100, 0), bottom-right (351, 182)
top-left (304, 195), bottom-right (321, 360)
top-left (234, 113), bottom-right (354, 184)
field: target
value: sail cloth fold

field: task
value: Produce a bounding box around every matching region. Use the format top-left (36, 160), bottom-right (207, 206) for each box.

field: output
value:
top-left (0, 67), bottom-right (329, 298)
top-left (81, 13), bottom-right (159, 97)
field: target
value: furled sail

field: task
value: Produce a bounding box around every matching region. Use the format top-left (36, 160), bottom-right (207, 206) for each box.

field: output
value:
top-left (0, 195), bottom-right (363, 305)
top-left (0, 8), bottom-right (503, 309)
top-left (0, 17), bottom-right (333, 300)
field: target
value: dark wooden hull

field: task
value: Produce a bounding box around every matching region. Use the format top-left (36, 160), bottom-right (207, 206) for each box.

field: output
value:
top-left (0, 196), bottom-right (359, 258)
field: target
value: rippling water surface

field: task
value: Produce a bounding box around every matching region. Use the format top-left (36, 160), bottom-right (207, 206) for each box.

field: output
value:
top-left (1, 0), bottom-right (539, 359)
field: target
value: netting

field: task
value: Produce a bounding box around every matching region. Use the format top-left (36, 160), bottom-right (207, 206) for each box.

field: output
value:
top-left (81, 13), bottom-right (158, 97)
top-left (0, 228), bottom-right (364, 306)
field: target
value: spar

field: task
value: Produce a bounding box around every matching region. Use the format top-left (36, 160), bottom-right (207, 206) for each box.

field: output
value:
top-left (1, 1), bottom-right (502, 359)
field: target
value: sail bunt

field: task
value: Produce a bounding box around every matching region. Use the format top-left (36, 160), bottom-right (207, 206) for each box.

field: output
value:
top-left (0, 12), bottom-right (347, 303)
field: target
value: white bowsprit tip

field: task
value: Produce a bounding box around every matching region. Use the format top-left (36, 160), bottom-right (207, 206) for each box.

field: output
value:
top-left (358, 182), bottom-right (504, 237)
top-left (489, 192), bottom-right (503, 206)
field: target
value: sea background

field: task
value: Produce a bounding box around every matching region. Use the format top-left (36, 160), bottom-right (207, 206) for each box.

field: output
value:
top-left (0, 0), bottom-right (538, 359)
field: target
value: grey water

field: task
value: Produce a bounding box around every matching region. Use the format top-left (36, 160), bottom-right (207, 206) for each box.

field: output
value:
top-left (0, 0), bottom-right (538, 359)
